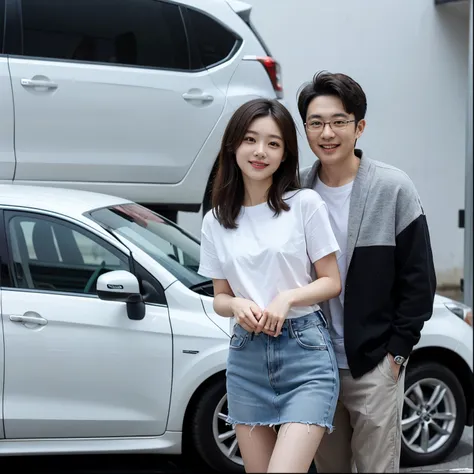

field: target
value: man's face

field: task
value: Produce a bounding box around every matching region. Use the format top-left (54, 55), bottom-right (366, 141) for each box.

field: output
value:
top-left (305, 95), bottom-right (365, 166)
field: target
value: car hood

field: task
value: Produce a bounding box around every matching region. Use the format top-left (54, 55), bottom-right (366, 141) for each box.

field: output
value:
top-left (434, 294), bottom-right (455, 305)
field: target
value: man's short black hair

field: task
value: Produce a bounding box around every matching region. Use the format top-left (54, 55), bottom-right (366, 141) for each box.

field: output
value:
top-left (297, 71), bottom-right (367, 124)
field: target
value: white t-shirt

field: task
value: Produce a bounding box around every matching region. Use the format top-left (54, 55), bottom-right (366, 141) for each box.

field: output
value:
top-left (315, 176), bottom-right (353, 368)
top-left (198, 189), bottom-right (340, 319)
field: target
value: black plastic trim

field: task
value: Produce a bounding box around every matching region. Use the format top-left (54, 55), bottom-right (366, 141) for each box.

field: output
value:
top-left (3, 0), bottom-right (22, 54)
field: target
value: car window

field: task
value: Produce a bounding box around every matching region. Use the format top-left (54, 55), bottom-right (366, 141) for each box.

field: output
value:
top-left (89, 204), bottom-right (208, 289)
top-left (186, 7), bottom-right (238, 68)
top-left (0, 0), bottom-right (5, 53)
top-left (20, 0), bottom-right (190, 70)
top-left (7, 214), bottom-right (129, 295)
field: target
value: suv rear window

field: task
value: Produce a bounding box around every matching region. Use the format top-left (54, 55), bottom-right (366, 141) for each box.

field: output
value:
top-left (186, 8), bottom-right (238, 68)
top-left (20, 0), bottom-right (190, 70)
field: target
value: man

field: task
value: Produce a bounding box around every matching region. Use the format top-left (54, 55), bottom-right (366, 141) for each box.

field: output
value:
top-left (298, 71), bottom-right (437, 473)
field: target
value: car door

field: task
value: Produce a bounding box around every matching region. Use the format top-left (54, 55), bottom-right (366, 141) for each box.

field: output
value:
top-left (0, 210), bottom-right (172, 439)
top-left (8, 0), bottom-right (225, 186)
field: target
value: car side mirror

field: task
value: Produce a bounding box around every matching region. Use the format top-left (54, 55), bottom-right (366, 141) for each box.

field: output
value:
top-left (97, 270), bottom-right (145, 321)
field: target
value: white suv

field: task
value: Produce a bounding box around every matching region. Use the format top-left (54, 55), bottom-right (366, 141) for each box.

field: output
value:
top-left (0, 0), bottom-right (281, 220)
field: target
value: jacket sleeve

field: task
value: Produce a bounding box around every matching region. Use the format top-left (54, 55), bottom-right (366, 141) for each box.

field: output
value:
top-left (299, 164), bottom-right (315, 188)
top-left (386, 177), bottom-right (437, 359)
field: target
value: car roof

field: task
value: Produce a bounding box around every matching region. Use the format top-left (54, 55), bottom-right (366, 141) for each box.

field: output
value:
top-left (0, 184), bottom-right (131, 220)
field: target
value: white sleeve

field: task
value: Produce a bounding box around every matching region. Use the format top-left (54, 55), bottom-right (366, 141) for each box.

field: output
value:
top-left (198, 213), bottom-right (226, 279)
top-left (303, 193), bottom-right (340, 263)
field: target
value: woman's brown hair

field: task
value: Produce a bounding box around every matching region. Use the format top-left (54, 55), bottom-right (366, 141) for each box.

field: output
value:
top-left (211, 98), bottom-right (300, 229)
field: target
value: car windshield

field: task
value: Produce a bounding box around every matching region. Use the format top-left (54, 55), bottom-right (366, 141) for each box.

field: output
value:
top-left (88, 203), bottom-right (209, 289)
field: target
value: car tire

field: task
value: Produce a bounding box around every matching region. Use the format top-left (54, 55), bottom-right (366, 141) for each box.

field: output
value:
top-left (401, 362), bottom-right (466, 467)
top-left (191, 378), bottom-right (244, 473)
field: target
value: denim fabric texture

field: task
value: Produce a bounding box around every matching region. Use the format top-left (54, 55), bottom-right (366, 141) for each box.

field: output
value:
top-left (226, 311), bottom-right (340, 432)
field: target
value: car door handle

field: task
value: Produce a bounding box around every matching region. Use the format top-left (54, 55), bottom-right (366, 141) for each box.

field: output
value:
top-left (21, 78), bottom-right (58, 89)
top-left (10, 314), bottom-right (48, 326)
top-left (182, 92), bottom-right (214, 102)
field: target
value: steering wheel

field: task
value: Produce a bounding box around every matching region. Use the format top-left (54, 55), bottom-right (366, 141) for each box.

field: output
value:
top-left (84, 260), bottom-right (106, 293)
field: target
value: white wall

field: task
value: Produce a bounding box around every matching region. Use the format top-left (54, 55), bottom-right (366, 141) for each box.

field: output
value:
top-left (180, 0), bottom-right (470, 286)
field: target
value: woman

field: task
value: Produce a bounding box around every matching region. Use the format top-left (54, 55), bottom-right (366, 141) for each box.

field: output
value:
top-left (198, 98), bottom-right (341, 473)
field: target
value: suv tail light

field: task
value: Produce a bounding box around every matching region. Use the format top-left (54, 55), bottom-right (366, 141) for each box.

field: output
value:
top-left (256, 56), bottom-right (283, 99)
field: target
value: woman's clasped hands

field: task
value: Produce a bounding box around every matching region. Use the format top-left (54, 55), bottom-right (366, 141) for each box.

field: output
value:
top-left (230, 292), bottom-right (292, 337)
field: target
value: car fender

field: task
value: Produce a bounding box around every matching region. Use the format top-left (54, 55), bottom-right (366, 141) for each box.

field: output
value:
top-left (166, 343), bottom-right (228, 432)
top-left (165, 282), bottom-right (229, 431)
top-left (413, 307), bottom-right (473, 371)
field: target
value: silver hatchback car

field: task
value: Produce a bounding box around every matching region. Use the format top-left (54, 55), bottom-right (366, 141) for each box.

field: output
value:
top-left (0, 0), bottom-right (282, 221)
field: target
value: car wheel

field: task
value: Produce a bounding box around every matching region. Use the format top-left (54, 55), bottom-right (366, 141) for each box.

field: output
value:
top-left (191, 378), bottom-right (244, 473)
top-left (401, 362), bottom-right (466, 467)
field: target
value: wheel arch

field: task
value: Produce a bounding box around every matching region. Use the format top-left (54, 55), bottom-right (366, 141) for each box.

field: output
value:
top-left (181, 370), bottom-right (226, 453)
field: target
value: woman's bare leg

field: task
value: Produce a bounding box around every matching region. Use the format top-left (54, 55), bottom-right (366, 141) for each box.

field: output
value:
top-left (267, 423), bottom-right (326, 473)
top-left (235, 424), bottom-right (278, 473)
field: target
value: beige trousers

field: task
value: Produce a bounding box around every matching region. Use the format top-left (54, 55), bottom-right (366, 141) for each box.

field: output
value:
top-left (315, 355), bottom-right (406, 473)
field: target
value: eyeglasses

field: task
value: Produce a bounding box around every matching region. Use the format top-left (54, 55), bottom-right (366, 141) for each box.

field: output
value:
top-left (304, 119), bottom-right (356, 133)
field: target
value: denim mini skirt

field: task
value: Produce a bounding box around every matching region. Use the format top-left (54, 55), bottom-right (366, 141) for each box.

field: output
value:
top-left (226, 310), bottom-right (339, 432)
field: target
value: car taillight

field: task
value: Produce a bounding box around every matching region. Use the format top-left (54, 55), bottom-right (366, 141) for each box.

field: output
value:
top-left (256, 56), bottom-right (283, 99)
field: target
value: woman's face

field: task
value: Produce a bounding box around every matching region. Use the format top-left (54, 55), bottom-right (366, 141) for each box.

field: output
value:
top-left (235, 115), bottom-right (285, 184)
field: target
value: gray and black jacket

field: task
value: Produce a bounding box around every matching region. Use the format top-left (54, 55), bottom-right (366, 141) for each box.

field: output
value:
top-left (302, 149), bottom-right (437, 378)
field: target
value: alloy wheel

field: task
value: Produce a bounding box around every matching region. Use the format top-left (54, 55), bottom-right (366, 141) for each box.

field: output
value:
top-left (402, 377), bottom-right (457, 454)
top-left (212, 394), bottom-right (243, 466)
